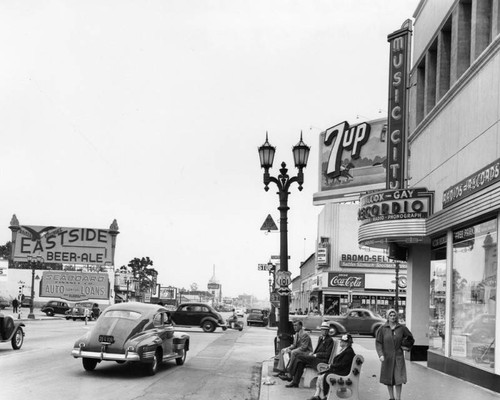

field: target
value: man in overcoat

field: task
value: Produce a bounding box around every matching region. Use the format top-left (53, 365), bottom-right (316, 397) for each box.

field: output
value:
top-left (285, 321), bottom-right (335, 387)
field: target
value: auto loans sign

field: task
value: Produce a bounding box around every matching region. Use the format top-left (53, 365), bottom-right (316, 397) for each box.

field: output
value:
top-left (40, 271), bottom-right (109, 301)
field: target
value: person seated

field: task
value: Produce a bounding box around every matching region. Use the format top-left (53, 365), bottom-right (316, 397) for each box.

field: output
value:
top-left (285, 322), bottom-right (334, 388)
top-left (307, 333), bottom-right (355, 400)
top-left (274, 320), bottom-right (313, 380)
top-left (227, 309), bottom-right (238, 328)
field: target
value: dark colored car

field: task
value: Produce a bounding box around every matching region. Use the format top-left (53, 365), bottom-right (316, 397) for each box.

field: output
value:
top-left (41, 300), bottom-right (71, 316)
top-left (20, 296), bottom-right (31, 308)
top-left (247, 308), bottom-right (269, 327)
top-left (65, 302), bottom-right (100, 321)
top-left (0, 313), bottom-right (25, 349)
top-left (71, 302), bottom-right (189, 375)
top-left (170, 303), bottom-right (227, 332)
top-left (0, 297), bottom-right (10, 310)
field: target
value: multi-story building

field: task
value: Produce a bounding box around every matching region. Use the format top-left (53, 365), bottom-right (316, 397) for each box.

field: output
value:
top-left (357, 0), bottom-right (500, 392)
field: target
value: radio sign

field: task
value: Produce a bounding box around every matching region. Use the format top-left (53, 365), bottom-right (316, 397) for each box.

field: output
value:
top-left (358, 188), bottom-right (434, 225)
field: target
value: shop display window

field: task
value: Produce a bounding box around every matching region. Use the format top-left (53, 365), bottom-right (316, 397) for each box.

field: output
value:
top-left (451, 219), bottom-right (497, 371)
top-left (429, 259), bottom-right (446, 354)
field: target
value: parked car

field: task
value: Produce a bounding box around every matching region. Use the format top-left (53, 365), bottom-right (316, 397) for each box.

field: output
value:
top-left (65, 302), bottom-right (100, 321)
top-left (41, 300), bottom-right (71, 316)
top-left (71, 302), bottom-right (190, 375)
top-left (20, 296), bottom-right (31, 308)
top-left (247, 308), bottom-right (269, 326)
top-left (0, 297), bottom-right (10, 310)
top-left (0, 313), bottom-right (25, 349)
top-left (169, 302), bottom-right (227, 332)
top-left (293, 308), bottom-right (385, 336)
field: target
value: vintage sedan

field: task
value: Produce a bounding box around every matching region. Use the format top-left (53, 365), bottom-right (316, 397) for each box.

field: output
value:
top-left (65, 302), bottom-right (100, 321)
top-left (293, 308), bottom-right (385, 336)
top-left (247, 308), bottom-right (269, 326)
top-left (71, 302), bottom-right (190, 375)
top-left (0, 312), bottom-right (25, 349)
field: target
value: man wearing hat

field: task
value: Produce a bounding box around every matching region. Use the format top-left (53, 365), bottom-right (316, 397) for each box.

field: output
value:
top-left (285, 322), bottom-right (334, 388)
top-left (307, 333), bottom-right (356, 400)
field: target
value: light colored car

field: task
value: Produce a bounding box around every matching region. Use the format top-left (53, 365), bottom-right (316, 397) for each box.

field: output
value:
top-left (235, 309), bottom-right (245, 317)
top-left (71, 302), bottom-right (190, 375)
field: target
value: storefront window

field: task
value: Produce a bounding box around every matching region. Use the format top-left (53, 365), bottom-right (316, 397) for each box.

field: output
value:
top-left (451, 219), bottom-right (497, 371)
top-left (429, 259), bottom-right (446, 354)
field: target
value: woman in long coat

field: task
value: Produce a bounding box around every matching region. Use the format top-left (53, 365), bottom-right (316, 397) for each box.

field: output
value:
top-left (375, 309), bottom-right (414, 400)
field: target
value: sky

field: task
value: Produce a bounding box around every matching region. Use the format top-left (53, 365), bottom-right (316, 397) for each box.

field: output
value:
top-left (0, 0), bottom-right (419, 300)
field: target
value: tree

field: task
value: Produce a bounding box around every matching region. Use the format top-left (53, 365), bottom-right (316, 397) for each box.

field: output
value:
top-left (127, 257), bottom-right (157, 295)
top-left (0, 241), bottom-right (11, 260)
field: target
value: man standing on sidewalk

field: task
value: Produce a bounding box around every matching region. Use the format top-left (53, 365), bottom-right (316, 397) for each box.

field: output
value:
top-left (12, 298), bottom-right (19, 314)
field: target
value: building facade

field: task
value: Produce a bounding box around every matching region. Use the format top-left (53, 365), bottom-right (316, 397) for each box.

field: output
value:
top-left (357, 0), bottom-right (500, 392)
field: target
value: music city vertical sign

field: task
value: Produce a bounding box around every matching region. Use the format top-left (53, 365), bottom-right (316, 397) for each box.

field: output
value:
top-left (386, 20), bottom-right (412, 190)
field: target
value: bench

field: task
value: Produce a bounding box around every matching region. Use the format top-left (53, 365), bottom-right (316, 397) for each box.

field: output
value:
top-left (325, 354), bottom-right (365, 400)
top-left (302, 338), bottom-right (339, 388)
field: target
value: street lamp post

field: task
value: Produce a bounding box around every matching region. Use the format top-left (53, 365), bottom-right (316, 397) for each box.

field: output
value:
top-left (258, 132), bottom-right (310, 351)
top-left (27, 256), bottom-right (42, 320)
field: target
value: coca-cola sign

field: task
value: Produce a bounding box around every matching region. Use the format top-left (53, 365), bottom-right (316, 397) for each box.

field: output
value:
top-left (328, 273), bottom-right (365, 288)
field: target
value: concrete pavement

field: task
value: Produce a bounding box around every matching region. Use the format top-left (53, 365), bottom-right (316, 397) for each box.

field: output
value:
top-left (259, 337), bottom-right (499, 400)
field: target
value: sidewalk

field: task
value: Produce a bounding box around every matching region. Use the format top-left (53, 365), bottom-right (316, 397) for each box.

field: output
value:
top-left (259, 342), bottom-right (499, 400)
top-left (0, 307), bottom-right (62, 321)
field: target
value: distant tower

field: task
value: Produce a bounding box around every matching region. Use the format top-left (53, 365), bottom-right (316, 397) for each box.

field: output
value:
top-left (207, 264), bottom-right (222, 306)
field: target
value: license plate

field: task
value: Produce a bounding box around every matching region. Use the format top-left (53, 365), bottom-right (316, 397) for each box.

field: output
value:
top-left (98, 335), bottom-right (114, 344)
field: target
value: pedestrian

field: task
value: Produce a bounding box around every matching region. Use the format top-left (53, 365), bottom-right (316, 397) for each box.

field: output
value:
top-left (375, 308), bottom-right (414, 400)
top-left (12, 298), bottom-right (19, 314)
top-left (307, 333), bottom-right (356, 400)
top-left (274, 320), bottom-right (313, 380)
top-left (285, 322), bottom-right (334, 388)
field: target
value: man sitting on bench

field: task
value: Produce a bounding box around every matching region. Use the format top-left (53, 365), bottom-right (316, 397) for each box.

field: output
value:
top-left (285, 322), bottom-right (334, 388)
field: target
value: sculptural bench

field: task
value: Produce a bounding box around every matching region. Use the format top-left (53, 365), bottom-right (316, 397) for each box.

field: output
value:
top-left (325, 354), bottom-right (365, 400)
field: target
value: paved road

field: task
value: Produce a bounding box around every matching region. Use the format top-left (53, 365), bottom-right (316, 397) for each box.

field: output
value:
top-left (0, 315), bottom-right (274, 400)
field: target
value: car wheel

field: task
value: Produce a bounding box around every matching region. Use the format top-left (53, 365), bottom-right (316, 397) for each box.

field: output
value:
top-left (175, 348), bottom-right (187, 365)
top-left (145, 349), bottom-right (161, 376)
top-left (202, 321), bottom-right (216, 333)
top-left (11, 328), bottom-right (24, 350)
top-left (65, 317), bottom-right (70, 320)
top-left (73, 318), bottom-right (77, 321)
top-left (47, 310), bottom-right (54, 316)
top-left (82, 358), bottom-right (98, 371)
top-left (372, 326), bottom-right (381, 337)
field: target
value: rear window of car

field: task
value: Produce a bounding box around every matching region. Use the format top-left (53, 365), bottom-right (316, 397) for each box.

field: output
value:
top-left (103, 310), bottom-right (142, 320)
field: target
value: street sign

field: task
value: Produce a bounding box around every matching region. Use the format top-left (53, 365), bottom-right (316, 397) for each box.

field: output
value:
top-left (260, 214), bottom-right (278, 231)
top-left (271, 255), bottom-right (290, 260)
top-left (277, 287), bottom-right (291, 296)
top-left (270, 291), bottom-right (280, 307)
top-left (258, 263), bottom-right (273, 271)
top-left (275, 270), bottom-right (292, 287)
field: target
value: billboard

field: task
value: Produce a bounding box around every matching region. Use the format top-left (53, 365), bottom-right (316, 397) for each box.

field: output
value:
top-left (314, 118), bottom-right (387, 204)
top-left (10, 224), bottom-right (118, 265)
top-left (40, 271), bottom-right (109, 301)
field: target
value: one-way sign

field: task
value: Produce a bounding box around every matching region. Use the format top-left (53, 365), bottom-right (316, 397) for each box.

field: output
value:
top-left (277, 287), bottom-right (291, 296)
